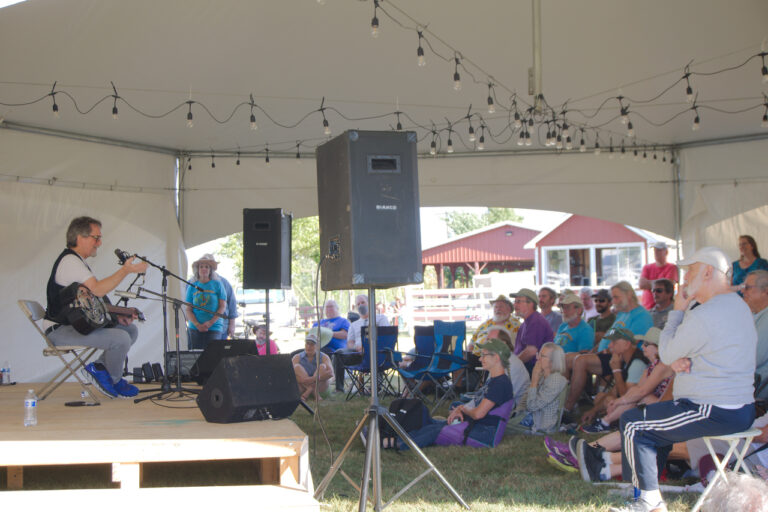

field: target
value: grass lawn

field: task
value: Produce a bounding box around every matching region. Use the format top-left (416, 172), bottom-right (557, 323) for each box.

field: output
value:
top-left (292, 392), bottom-right (700, 512)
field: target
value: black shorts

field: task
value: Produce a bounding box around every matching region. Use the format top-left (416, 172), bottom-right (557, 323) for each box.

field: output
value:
top-left (597, 352), bottom-right (615, 378)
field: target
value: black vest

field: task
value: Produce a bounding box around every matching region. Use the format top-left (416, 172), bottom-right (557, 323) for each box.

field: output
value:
top-left (45, 248), bottom-right (89, 322)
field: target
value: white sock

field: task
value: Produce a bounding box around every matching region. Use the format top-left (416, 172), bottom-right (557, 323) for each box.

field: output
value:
top-left (600, 418), bottom-right (610, 427)
top-left (599, 452), bottom-right (612, 481)
top-left (640, 489), bottom-right (663, 505)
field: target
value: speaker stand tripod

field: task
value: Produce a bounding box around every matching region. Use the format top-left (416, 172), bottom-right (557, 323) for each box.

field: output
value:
top-left (313, 288), bottom-right (468, 511)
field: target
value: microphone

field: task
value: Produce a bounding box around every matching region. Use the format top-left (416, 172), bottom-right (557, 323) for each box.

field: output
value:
top-left (114, 290), bottom-right (140, 299)
top-left (115, 248), bottom-right (132, 265)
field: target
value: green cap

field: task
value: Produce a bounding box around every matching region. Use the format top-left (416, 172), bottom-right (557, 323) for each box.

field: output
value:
top-left (477, 337), bottom-right (511, 361)
top-left (605, 327), bottom-right (636, 343)
top-left (509, 288), bottom-right (539, 306)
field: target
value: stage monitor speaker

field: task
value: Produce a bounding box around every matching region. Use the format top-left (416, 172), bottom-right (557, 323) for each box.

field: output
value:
top-left (315, 130), bottom-right (423, 290)
top-left (190, 340), bottom-right (258, 385)
top-left (243, 208), bottom-right (292, 290)
top-left (165, 350), bottom-right (202, 383)
top-left (196, 354), bottom-right (300, 423)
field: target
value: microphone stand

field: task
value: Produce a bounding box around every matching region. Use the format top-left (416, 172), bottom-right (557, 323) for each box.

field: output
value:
top-left (132, 287), bottom-right (223, 404)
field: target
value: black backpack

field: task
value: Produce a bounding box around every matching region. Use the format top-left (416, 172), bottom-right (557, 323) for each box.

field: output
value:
top-left (380, 398), bottom-right (430, 437)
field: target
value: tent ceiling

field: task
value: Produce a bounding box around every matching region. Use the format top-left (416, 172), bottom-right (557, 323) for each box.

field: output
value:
top-left (1, 0), bottom-right (767, 158)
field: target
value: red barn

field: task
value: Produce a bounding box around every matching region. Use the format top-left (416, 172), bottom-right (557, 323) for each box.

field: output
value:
top-left (422, 222), bottom-right (540, 288)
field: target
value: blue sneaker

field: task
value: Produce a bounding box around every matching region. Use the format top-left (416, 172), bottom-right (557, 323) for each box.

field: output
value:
top-left (83, 363), bottom-right (117, 398)
top-left (113, 378), bottom-right (139, 398)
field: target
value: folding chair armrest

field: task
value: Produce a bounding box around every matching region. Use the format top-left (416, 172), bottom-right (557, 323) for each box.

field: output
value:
top-left (432, 353), bottom-right (469, 367)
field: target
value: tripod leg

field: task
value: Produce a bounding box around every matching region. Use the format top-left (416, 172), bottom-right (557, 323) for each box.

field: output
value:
top-left (379, 409), bottom-right (469, 509)
top-left (314, 410), bottom-right (371, 501)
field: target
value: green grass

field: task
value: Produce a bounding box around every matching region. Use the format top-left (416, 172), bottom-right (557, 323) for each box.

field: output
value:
top-left (291, 392), bottom-right (699, 511)
top-left (0, 391), bottom-right (701, 511)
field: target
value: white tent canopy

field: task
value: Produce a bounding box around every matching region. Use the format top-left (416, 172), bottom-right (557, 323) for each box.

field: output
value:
top-left (1, 0), bottom-right (768, 382)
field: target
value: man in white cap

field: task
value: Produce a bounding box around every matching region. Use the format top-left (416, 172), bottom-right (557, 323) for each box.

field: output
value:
top-left (611, 247), bottom-right (756, 512)
top-left (638, 242), bottom-right (678, 311)
top-left (293, 327), bottom-right (334, 401)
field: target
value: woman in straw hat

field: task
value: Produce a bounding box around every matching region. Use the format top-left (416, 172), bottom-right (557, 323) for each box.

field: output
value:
top-left (185, 253), bottom-right (227, 350)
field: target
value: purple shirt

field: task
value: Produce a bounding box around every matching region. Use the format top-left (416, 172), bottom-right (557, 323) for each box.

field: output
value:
top-left (514, 311), bottom-right (554, 362)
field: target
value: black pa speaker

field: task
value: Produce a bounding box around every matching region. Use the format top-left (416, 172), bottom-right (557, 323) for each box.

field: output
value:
top-left (316, 130), bottom-right (422, 290)
top-left (165, 350), bottom-right (202, 382)
top-left (190, 340), bottom-right (258, 385)
top-left (196, 354), bottom-right (300, 423)
top-left (243, 208), bottom-right (292, 290)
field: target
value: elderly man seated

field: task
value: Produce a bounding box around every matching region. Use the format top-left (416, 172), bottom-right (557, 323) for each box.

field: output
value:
top-left (293, 327), bottom-right (334, 401)
top-left (465, 294), bottom-right (521, 389)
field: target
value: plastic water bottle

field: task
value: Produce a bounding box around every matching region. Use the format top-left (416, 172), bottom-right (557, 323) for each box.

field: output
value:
top-left (23, 389), bottom-right (37, 427)
top-left (1, 360), bottom-right (9, 385)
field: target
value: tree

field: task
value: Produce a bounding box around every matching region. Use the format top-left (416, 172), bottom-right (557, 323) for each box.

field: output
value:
top-left (443, 208), bottom-right (523, 237)
top-left (218, 232), bottom-right (244, 283)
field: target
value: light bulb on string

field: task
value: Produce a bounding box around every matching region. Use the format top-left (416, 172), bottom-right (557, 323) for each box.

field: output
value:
top-left (561, 121), bottom-right (569, 138)
top-left (296, 142), bottom-right (302, 162)
top-left (594, 139), bottom-right (601, 156)
top-left (49, 82), bottom-right (59, 118)
top-left (762, 58), bottom-right (768, 83)
top-left (609, 139), bottom-right (615, 159)
top-left (236, 151), bottom-right (241, 166)
top-left (685, 75), bottom-right (694, 103)
top-left (513, 111), bottom-right (522, 129)
top-left (579, 131), bottom-right (586, 152)
top-left (477, 127), bottom-right (485, 150)
top-left (110, 82), bottom-right (119, 120)
top-left (762, 112), bottom-right (768, 128)
top-left (250, 113), bottom-right (257, 130)
top-left (417, 31), bottom-right (426, 67)
top-left (453, 57), bottom-right (462, 91)
top-left (447, 137), bottom-right (454, 153)
top-left (265, 146), bottom-right (270, 166)
top-left (186, 102), bottom-right (194, 128)
top-left (620, 107), bottom-right (629, 125)
top-left (620, 140), bottom-right (626, 158)
top-left (395, 112), bottom-right (403, 131)
top-left (627, 121), bottom-right (634, 138)
top-left (692, 108), bottom-right (700, 131)
top-left (429, 139), bottom-right (437, 155)
top-left (468, 124), bottom-right (476, 142)
top-left (556, 134), bottom-right (563, 150)
top-left (517, 132), bottom-right (525, 146)
top-left (525, 130), bottom-right (532, 146)
top-left (370, 0), bottom-right (379, 38)
top-left (565, 136), bottom-right (573, 151)
top-left (642, 150), bottom-right (648, 161)
top-left (210, 153), bottom-right (215, 169)
top-left (486, 84), bottom-right (495, 114)
top-left (633, 148), bottom-right (639, 161)
top-left (322, 117), bottom-right (331, 136)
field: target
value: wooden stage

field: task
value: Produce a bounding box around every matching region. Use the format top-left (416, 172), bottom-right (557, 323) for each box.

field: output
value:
top-left (0, 382), bottom-right (318, 510)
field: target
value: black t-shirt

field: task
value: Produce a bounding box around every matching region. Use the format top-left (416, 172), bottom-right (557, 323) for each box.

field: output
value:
top-left (475, 374), bottom-right (513, 426)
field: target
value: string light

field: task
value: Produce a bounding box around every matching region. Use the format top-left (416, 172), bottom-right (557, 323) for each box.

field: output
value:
top-left (684, 69), bottom-right (694, 103)
top-left (620, 139), bottom-right (626, 158)
top-left (762, 95), bottom-right (768, 127)
top-left (627, 120), bottom-right (634, 138)
top-left (395, 111), bottom-right (403, 131)
top-left (468, 123), bottom-right (475, 142)
top-left (486, 83), bottom-right (495, 114)
top-left (565, 135), bottom-right (573, 151)
top-left (370, 0), bottom-right (380, 38)
top-left (265, 145), bottom-right (270, 165)
top-left (429, 128), bottom-right (437, 155)
top-left (593, 138), bottom-right (601, 156)
top-left (446, 134), bottom-right (454, 153)
top-left (296, 142), bottom-right (302, 160)
top-left (111, 82), bottom-right (119, 120)
top-left (210, 152), bottom-right (215, 169)
top-left (579, 130), bottom-right (586, 152)
top-left (477, 125), bottom-right (485, 150)
top-left (452, 56), bottom-right (462, 91)
top-left (186, 101), bottom-right (194, 128)
top-left (236, 151), bottom-right (240, 166)
top-left (633, 148), bottom-right (639, 161)
top-left (555, 133), bottom-right (563, 150)
top-left (762, 54), bottom-right (768, 83)
top-left (692, 107), bottom-right (700, 131)
top-left (416, 31), bottom-right (426, 67)
top-left (609, 138), bottom-right (615, 159)
top-left (517, 130), bottom-right (525, 146)
top-left (525, 128), bottom-right (532, 147)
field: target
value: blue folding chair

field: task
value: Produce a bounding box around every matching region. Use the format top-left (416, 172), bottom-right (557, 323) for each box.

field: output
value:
top-left (344, 325), bottom-right (399, 400)
top-left (420, 320), bottom-right (469, 413)
top-left (388, 325), bottom-right (437, 401)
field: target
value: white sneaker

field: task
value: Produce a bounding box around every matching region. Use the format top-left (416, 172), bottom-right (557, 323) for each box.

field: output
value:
top-left (609, 499), bottom-right (668, 512)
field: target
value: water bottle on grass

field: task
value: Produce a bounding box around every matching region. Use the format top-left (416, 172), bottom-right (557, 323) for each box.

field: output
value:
top-left (24, 389), bottom-right (37, 427)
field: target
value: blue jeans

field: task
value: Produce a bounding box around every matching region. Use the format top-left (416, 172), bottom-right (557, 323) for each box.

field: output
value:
top-left (188, 329), bottom-right (221, 350)
top-left (396, 419), bottom-right (446, 451)
top-left (620, 399), bottom-right (755, 491)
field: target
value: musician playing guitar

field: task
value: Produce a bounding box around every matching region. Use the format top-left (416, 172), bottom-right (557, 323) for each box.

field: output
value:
top-left (44, 216), bottom-right (148, 399)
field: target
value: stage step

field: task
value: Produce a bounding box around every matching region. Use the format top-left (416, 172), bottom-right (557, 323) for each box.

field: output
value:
top-left (0, 484), bottom-right (320, 511)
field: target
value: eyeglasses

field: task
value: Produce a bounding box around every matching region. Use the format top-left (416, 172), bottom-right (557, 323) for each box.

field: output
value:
top-left (87, 234), bottom-right (102, 242)
top-left (743, 284), bottom-right (759, 291)
top-left (651, 288), bottom-right (665, 293)
top-left (594, 298), bottom-right (608, 303)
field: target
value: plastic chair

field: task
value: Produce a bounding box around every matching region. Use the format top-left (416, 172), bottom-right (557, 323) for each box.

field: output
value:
top-left (691, 428), bottom-right (762, 512)
top-left (17, 299), bottom-right (100, 403)
top-left (343, 325), bottom-right (399, 400)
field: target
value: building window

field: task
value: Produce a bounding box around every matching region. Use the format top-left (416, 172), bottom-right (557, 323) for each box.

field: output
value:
top-left (596, 246), bottom-right (642, 285)
top-left (545, 249), bottom-right (569, 288)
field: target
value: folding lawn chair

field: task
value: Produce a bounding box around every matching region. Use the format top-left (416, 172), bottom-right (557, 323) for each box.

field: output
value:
top-left (343, 325), bottom-right (399, 400)
top-left (17, 299), bottom-right (101, 404)
top-left (388, 324), bottom-right (436, 400)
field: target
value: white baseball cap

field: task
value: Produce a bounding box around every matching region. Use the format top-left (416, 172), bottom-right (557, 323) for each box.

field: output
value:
top-left (677, 246), bottom-right (730, 274)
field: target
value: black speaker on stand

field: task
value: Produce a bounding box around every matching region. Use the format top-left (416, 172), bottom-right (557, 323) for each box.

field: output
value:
top-left (313, 131), bottom-right (466, 510)
top-left (243, 208), bottom-right (292, 339)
